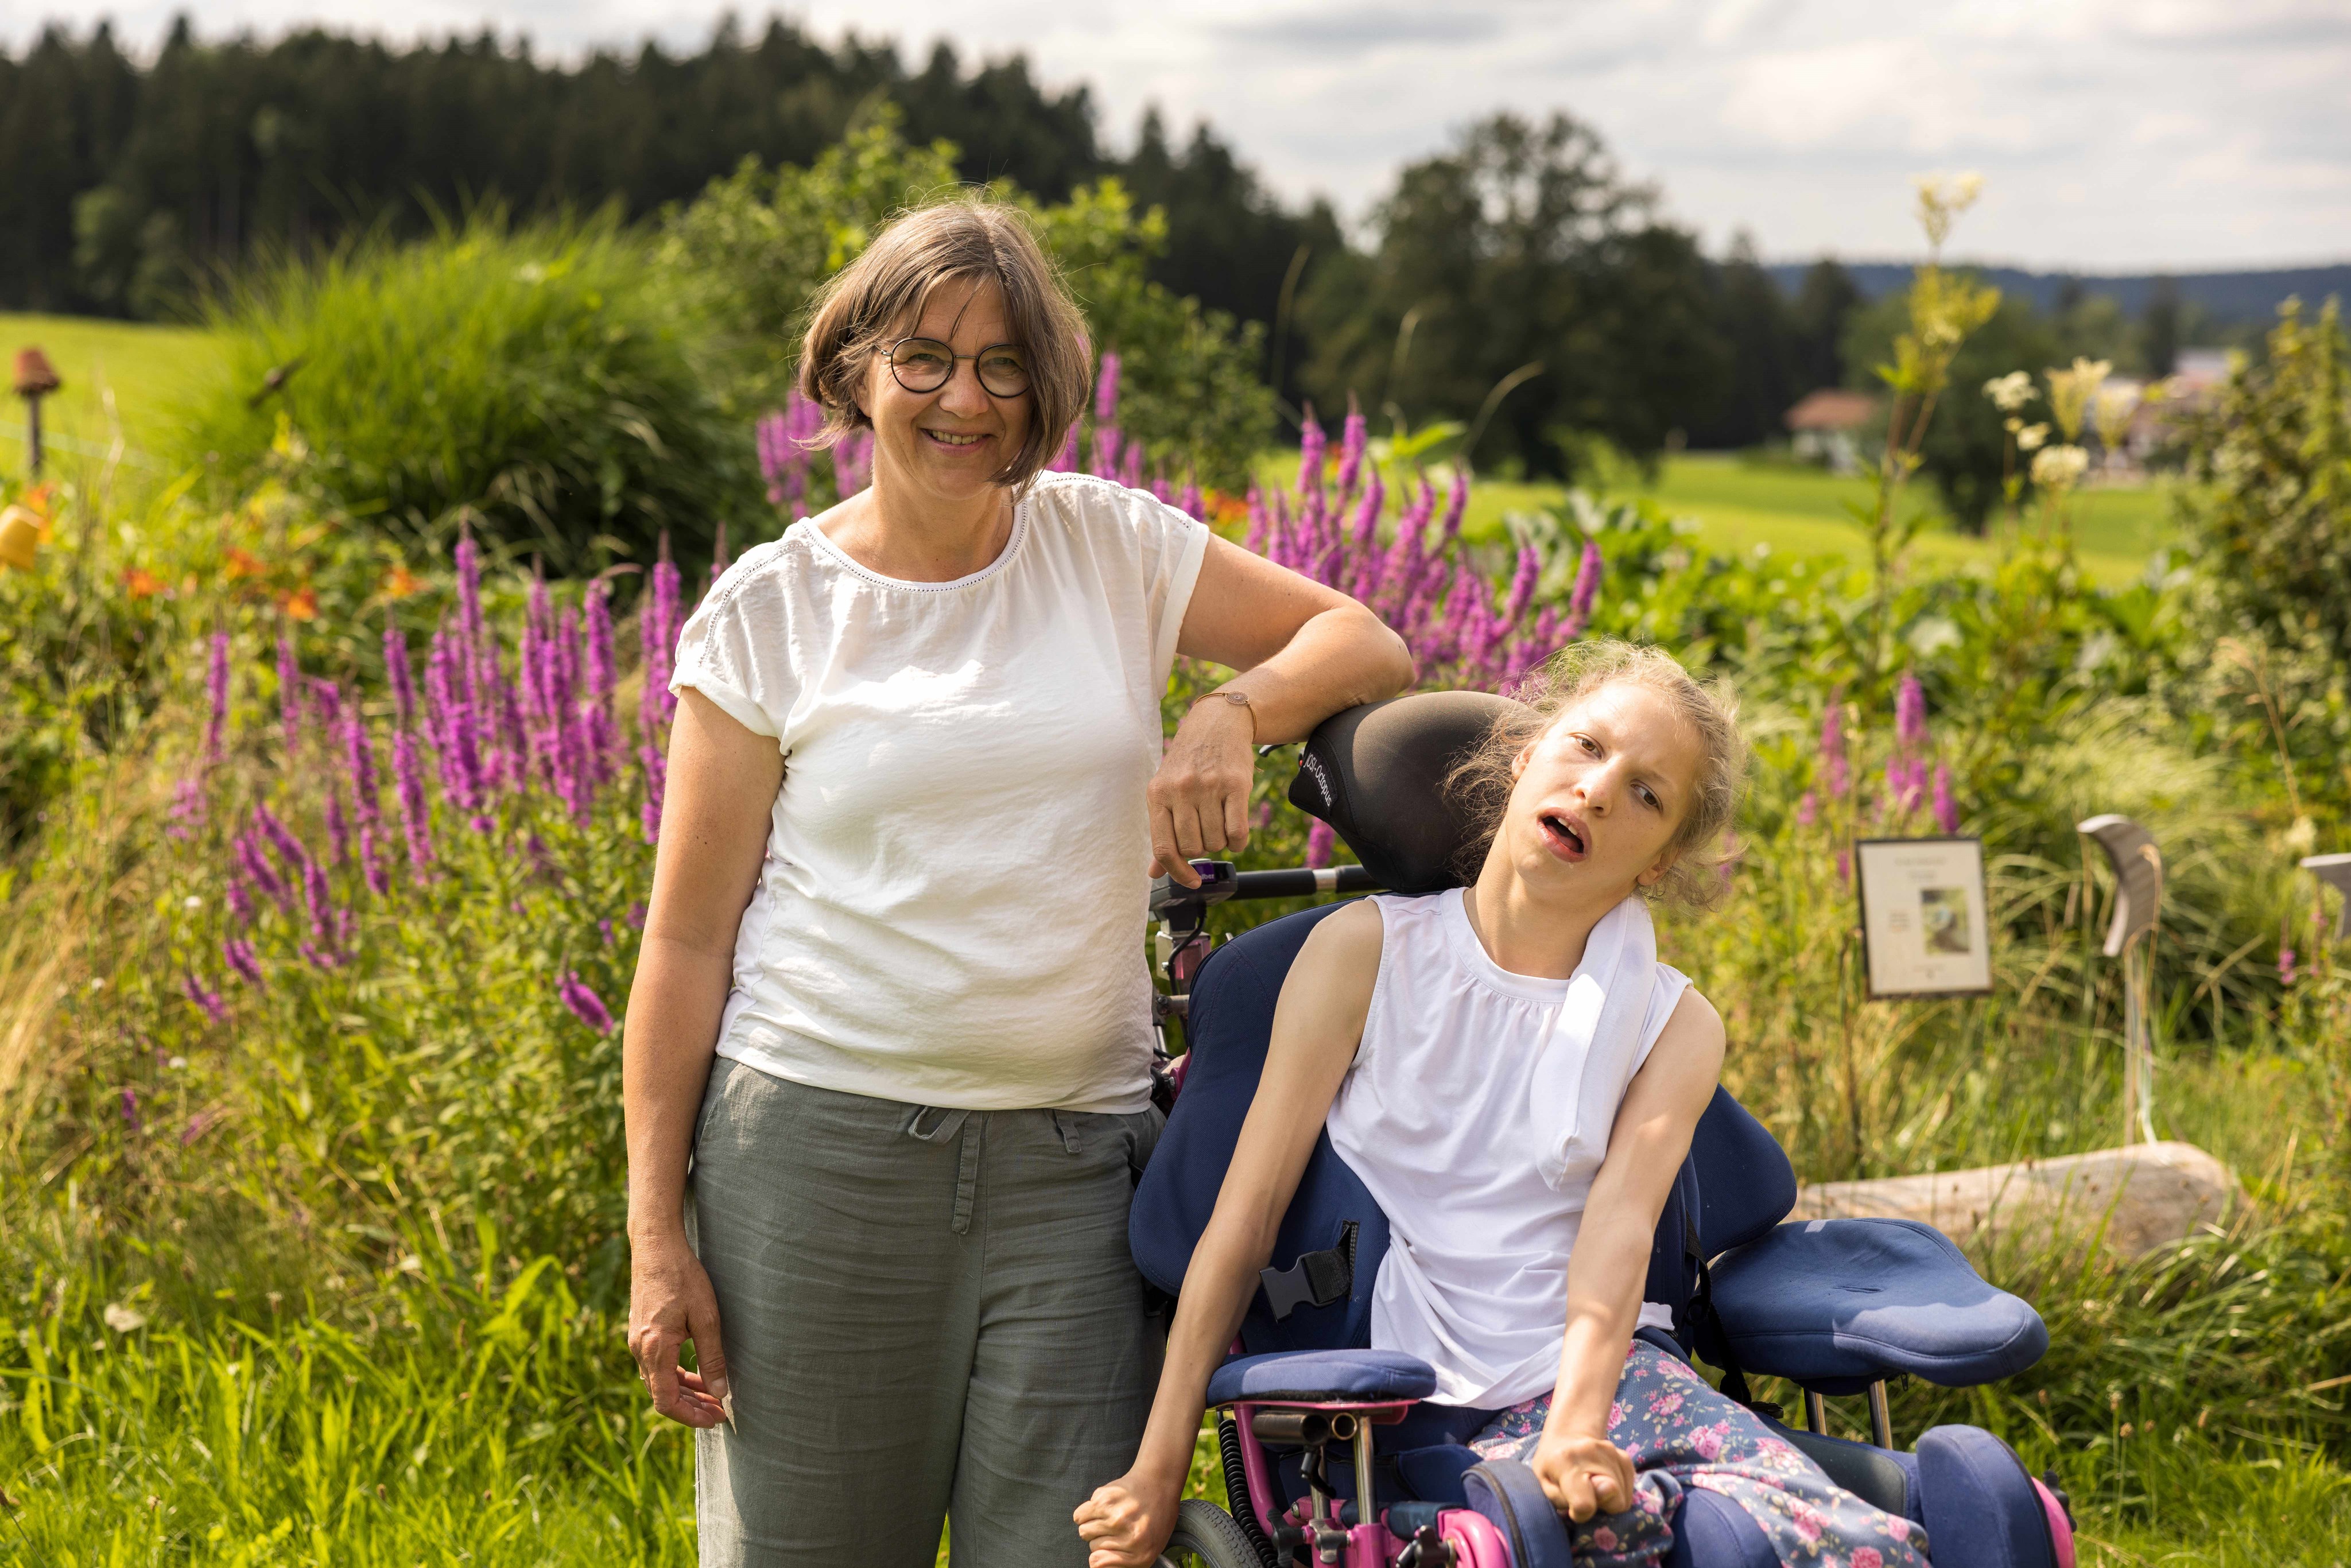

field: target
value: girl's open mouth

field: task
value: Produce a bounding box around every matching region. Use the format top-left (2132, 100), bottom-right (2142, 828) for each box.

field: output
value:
top-left (1539, 811), bottom-right (1588, 861)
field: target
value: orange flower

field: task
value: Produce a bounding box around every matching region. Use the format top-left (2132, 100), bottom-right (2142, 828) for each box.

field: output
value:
top-left (278, 584), bottom-right (319, 620)
top-left (1207, 490), bottom-right (1251, 526)
top-left (122, 568), bottom-right (165, 599)
top-left (21, 484), bottom-right (53, 521)
top-left (383, 564), bottom-right (425, 599)
top-left (225, 547), bottom-right (268, 580)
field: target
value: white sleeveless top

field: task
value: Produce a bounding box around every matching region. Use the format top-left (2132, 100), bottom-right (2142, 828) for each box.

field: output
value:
top-left (1325, 889), bottom-right (1692, 1408)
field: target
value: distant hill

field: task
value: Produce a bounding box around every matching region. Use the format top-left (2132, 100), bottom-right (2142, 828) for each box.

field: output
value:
top-left (1765, 262), bottom-right (2351, 323)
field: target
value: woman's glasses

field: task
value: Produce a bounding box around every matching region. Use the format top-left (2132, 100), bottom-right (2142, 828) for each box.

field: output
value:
top-left (886, 337), bottom-right (1031, 398)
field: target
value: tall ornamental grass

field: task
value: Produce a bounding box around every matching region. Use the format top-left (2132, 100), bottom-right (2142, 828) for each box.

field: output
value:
top-left (174, 211), bottom-right (748, 576)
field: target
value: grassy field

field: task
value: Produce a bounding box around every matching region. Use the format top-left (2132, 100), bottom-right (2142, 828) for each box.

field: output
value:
top-left (0, 312), bottom-right (223, 481)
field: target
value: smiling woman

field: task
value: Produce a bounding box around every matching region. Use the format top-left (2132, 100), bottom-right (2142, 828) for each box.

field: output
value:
top-left (618, 194), bottom-right (1414, 1568)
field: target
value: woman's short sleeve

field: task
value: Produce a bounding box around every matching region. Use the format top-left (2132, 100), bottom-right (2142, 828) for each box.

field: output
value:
top-left (1136, 494), bottom-right (1211, 678)
top-left (669, 546), bottom-right (796, 741)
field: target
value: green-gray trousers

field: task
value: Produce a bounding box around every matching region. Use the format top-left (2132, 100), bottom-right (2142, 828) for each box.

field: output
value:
top-left (687, 1058), bottom-right (1165, 1567)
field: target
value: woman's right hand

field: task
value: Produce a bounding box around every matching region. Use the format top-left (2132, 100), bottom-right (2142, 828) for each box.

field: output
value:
top-left (628, 1229), bottom-right (732, 1429)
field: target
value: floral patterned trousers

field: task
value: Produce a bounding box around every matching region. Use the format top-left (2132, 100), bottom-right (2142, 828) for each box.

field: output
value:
top-left (1467, 1341), bottom-right (1931, 1568)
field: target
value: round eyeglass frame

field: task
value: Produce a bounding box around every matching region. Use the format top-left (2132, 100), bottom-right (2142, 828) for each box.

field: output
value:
top-left (884, 336), bottom-right (1032, 399)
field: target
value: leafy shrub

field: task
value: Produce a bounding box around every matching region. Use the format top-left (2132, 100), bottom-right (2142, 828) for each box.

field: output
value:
top-left (174, 211), bottom-right (748, 576)
top-left (2171, 299), bottom-right (2351, 823)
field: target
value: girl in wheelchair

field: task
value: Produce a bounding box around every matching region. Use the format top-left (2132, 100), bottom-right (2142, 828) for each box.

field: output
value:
top-left (1078, 643), bottom-right (1928, 1567)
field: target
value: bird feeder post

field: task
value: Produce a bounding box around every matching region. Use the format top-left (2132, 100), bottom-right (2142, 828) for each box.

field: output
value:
top-left (13, 347), bottom-right (62, 479)
top-left (2079, 815), bottom-right (2163, 1145)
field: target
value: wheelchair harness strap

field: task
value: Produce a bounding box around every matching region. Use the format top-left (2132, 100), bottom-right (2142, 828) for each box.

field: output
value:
top-left (1260, 1220), bottom-right (1359, 1321)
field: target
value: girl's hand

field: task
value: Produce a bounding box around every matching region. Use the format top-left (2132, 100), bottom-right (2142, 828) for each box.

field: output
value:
top-left (1528, 1429), bottom-right (1638, 1522)
top-left (1073, 1469), bottom-right (1181, 1568)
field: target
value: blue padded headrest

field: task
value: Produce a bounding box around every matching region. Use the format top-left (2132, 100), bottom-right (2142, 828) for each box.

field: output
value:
top-left (1130, 904), bottom-right (1391, 1354)
top-left (1286, 691), bottom-right (1523, 895)
top-left (1692, 1086), bottom-right (1797, 1256)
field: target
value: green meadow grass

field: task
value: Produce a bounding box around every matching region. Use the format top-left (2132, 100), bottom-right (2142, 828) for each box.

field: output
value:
top-left (0, 313), bottom-right (223, 483)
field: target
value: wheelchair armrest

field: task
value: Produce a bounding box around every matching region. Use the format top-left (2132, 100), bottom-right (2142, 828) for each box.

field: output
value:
top-left (1709, 1218), bottom-right (2048, 1394)
top-left (1205, 1348), bottom-right (1437, 1406)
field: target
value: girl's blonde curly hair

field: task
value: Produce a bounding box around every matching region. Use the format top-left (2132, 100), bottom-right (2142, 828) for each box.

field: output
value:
top-left (1444, 640), bottom-right (1749, 913)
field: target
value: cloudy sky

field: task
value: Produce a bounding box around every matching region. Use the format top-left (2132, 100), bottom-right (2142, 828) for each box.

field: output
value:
top-left (13, 0), bottom-right (2350, 271)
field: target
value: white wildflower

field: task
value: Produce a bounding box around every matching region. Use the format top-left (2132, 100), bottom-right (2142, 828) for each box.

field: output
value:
top-left (1983, 371), bottom-right (2035, 413)
top-left (103, 1303), bottom-right (148, 1334)
top-left (2016, 423), bottom-right (2050, 452)
top-left (2030, 444), bottom-right (2090, 491)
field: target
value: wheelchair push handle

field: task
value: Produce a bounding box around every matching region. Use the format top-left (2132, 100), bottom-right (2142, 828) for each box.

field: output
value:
top-left (1149, 860), bottom-right (1382, 925)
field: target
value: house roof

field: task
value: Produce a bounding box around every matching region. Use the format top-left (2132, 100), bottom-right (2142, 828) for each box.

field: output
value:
top-left (1784, 389), bottom-right (1876, 432)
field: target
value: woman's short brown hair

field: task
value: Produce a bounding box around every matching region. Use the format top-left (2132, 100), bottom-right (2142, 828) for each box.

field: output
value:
top-left (1445, 640), bottom-right (1749, 913)
top-left (797, 196), bottom-right (1091, 491)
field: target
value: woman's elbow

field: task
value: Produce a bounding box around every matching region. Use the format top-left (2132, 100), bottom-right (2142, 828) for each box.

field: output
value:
top-left (1350, 608), bottom-right (1417, 698)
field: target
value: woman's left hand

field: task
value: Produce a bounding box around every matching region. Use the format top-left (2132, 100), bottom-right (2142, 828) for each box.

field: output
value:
top-left (1148, 696), bottom-right (1258, 887)
top-left (1528, 1429), bottom-right (1639, 1522)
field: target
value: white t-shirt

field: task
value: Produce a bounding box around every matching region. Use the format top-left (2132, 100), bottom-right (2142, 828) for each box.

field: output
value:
top-left (669, 472), bottom-right (1210, 1114)
top-left (1326, 890), bottom-right (1693, 1408)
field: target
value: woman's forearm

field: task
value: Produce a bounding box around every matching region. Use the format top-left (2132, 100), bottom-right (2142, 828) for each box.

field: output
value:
top-left (623, 937), bottom-right (736, 1243)
top-left (1217, 604), bottom-right (1414, 746)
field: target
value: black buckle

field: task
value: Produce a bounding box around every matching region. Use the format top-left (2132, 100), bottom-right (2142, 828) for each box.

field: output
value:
top-left (1260, 1221), bottom-right (1357, 1321)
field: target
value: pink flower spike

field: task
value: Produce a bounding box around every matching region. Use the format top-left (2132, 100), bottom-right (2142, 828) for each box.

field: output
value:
top-left (1305, 820), bottom-right (1336, 870)
top-left (560, 972), bottom-right (618, 1033)
top-left (1932, 762), bottom-right (1960, 833)
top-left (1896, 670), bottom-right (1928, 750)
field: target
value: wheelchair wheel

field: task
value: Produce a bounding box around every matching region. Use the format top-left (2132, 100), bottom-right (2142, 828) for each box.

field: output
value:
top-left (1158, 1497), bottom-right (1276, 1568)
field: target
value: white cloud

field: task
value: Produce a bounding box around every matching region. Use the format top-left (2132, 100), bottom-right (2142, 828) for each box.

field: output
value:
top-left (8, 0), bottom-right (2347, 270)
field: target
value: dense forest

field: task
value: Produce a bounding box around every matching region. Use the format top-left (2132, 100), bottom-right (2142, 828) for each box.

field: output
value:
top-left (0, 17), bottom-right (2228, 475)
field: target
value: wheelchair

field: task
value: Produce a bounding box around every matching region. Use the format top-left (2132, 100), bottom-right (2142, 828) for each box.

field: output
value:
top-left (1132, 692), bottom-right (2076, 1568)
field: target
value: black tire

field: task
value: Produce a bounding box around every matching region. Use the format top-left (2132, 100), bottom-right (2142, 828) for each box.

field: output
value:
top-left (1160, 1497), bottom-right (1277, 1568)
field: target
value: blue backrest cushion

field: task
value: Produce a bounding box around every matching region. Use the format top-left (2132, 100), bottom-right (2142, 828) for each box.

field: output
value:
top-left (1692, 1086), bottom-right (1798, 1256)
top-left (1130, 904), bottom-right (1391, 1354)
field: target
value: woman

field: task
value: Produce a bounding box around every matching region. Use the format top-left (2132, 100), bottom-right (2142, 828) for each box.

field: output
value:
top-left (1078, 645), bottom-right (1927, 1568)
top-left (621, 196), bottom-right (1413, 1568)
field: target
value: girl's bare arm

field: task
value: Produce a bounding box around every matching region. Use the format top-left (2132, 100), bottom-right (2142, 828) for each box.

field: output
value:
top-left (1535, 988), bottom-right (1725, 1520)
top-left (1074, 899), bottom-right (1386, 1568)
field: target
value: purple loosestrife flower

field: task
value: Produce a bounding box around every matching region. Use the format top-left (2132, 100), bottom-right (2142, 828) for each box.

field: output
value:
top-left (324, 788), bottom-right (351, 868)
top-left (1179, 480), bottom-right (1204, 521)
top-left (1091, 425), bottom-right (1123, 480)
top-left (2280, 932), bottom-right (2297, 987)
top-left (1796, 791), bottom-right (1819, 829)
top-left (1562, 540), bottom-right (1603, 639)
top-left (224, 936), bottom-right (263, 990)
top-left (120, 1087), bottom-right (141, 1132)
top-left (1503, 544), bottom-right (1541, 631)
top-left (646, 552), bottom-right (685, 731)
top-left (344, 709), bottom-right (387, 897)
top-left (1933, 763), bottom-right (1959, 834)
top-left (1821, 693), bottom-right (1850, 800)
top-left (392, 725), bottom-right (434, 871)
top-left (183, 973), bottom-right (228, 1024)
top-left (560, 972), bottom-right (617, 1033)
top-left (833, 430), bottom-right (874, 496)
top-left (181, 1111), bottom-right (217, 1147)
top-left (1896, 672), bottom-right (1928, 751)
top-left (1096, 352), bottom-right (1122, 425)
top-left (455, 533), bottom-right (487, 682)
top-left (1119, 440), bottom-right (1145, 492)
top-left (585, 583), bottom-right (618, 782)
top-left (204, 629), bottom-right (231, 765)
top-left (385, 624), bottom-right (418, 728)
top-left (1054, 424), bottom-right (1080, 472)
top-left (236, 830), bottom-right (290, 908)
top-left (1298, 410), bottom-right (1327, 502)
top-left (1305, 820), bottom-right (1336, 870)
top-left (226, 865), bottom-right (255, 926)
top-left (1334, 399), bottom-right (1368, 502)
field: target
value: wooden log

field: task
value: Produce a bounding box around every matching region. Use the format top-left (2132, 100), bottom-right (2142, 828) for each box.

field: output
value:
top-left (1790, 1140), bottom-right (2242, 1260)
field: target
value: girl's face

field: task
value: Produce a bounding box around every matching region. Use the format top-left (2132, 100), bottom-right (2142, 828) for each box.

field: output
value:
top-left (855, 276), bottom-right (1033, 508)
top-left (1501, 681), bottom-right (1704, 898)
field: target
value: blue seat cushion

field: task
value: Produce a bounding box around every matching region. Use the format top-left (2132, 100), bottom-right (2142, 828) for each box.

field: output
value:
top-left (1710, 1218), bottom-right (2049, 1393)
top-left (1206, 1348), bottom-right (1438, 1405)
